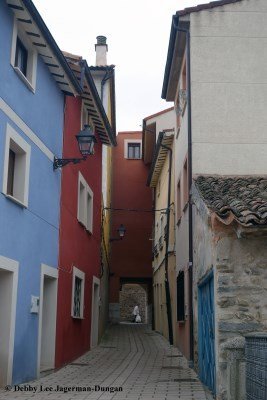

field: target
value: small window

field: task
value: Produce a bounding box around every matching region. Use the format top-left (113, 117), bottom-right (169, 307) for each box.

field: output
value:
top-left (11, 21), bottom-right (37, 91)
top-left (128, 143), bottom-right (141, 159)
top-left (15, 37), bottom-right (28, 77)
top-left (71, 267), bottom-right (85, 319)
top-left (7, 149), bottom-right (16, 196)
top-left (177, 272), bottom-right (185, 321)
top-left (3, 124), bottom-right (31, 207)
top-left (77, 172), bottom-right (94, 233)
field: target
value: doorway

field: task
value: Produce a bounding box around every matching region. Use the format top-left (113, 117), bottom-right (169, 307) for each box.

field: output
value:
top-left (0, 256), bottom-right (18, 387)
top-left (38, 264), bottom-right (58, 375)
top-left (91, 276), bottom-right (100, 348)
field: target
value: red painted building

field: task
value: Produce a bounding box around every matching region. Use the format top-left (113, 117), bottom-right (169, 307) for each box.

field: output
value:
top-left (109, 132), bottom-right (153, 323)
top-left (55, 53), bottom-right (116, 368)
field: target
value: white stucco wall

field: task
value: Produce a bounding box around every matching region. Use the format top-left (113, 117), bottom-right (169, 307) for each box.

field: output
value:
top-left (146, 109), bottom-right (176, 140)
top-left (189, 0), bottom-right (267, 175)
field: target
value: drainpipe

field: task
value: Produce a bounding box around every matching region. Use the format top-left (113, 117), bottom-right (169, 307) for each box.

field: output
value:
top-left (161, 141), bottom-right (174, 346)
top-left (101, 68), bottom-right (113, 103)
top-left (172, 16), bottom-right (194, 366)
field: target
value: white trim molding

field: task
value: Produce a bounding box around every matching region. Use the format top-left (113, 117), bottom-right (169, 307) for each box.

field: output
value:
top-left (2, 123), bottom-right (31, 207)
top-left (124, 139), bottom-right (142, 159)
top-left (10, 18), bottom-right (37, 92)
top-left (0, 254), bottom-right (19, 386)
top-left (77, 171), bottom-right (94, 233)
top-left (0, 98), bottom-right (54, 161)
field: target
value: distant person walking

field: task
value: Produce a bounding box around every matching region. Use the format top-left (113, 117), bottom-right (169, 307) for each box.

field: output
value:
top-left (132, 305), bottom-right (141, 323)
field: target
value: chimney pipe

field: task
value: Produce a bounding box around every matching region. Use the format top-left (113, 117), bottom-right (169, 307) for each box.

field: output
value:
top-left (95, 35), bottom-right (108, 66)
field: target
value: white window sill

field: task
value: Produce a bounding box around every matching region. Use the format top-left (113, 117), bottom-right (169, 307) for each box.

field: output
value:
top-left (3, 193), bottom-right (27, 208)
top-left (71, 315), bottom-right (84, 320)
top-left (13, 66), bottom-right (35, 93)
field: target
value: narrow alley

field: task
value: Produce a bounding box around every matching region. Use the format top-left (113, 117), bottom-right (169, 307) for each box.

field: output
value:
top-left (0, 324), bottom-right (211, 400)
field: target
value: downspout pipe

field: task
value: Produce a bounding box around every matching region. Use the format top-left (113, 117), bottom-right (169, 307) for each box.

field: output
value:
top-left (161, 141), bottom-right (174, 346)
top-left (172, 15), bottom-right (194, 366)
top-left (101, 67), bottom-right (113, 102)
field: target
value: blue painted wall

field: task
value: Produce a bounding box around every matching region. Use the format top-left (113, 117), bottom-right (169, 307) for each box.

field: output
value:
top-left (0, 2), bottom-right (64, 384)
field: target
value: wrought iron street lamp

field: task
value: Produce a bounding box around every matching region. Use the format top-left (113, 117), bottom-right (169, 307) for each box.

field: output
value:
top-left (110, 224), bottom-right (126, 242)
top-left (53, 125), bottom-right (97, 169)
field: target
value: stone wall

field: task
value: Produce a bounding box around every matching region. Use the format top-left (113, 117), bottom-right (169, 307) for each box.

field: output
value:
top-left (193, 187), bottom-right (267, 399)
top-left (119, 284), bottom-right (147, 322)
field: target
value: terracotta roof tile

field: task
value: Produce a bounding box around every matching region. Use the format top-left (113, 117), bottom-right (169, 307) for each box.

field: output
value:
top-left (195, 176), bottom-right (267, 226)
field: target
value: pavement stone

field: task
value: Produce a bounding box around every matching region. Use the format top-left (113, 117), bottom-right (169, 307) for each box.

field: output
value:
top-left (0, 323), bottom-right (213, 400)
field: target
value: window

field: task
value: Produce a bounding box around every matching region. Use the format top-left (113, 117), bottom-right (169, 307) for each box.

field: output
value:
top-left (7, 149), bottom-right (16, 196)
top-left (71, 267), bottom-right (85, 319)
top-left (15, 37), bottom-right (28, 76)
top-left (77, 172), bottom-right (94, 233)
top-left (177, 180), bottom-right (181, 223)
top-left (183, 159), bottom-right (189, 208)
top-left (177, 272), bottom-right (185, 321)
top-left (128, 143), bottom-right (141, 159)
top-left (2, 124), bottom-right (31, 207)
top-left (124, 140), bottom-right (142, 159)
top-left (11, 20), bottom-right (37, 91)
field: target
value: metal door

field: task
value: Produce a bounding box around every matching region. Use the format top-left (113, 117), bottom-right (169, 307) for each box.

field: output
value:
top-left (198, 271), bottom-right (216, 394)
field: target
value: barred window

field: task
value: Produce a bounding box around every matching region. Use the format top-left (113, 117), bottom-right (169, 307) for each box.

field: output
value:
top-left (71, 267), bottom-right (85, 319)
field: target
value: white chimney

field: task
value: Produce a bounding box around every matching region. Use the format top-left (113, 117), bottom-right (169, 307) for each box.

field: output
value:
top-left (95, 35), bottom-right (108, 66)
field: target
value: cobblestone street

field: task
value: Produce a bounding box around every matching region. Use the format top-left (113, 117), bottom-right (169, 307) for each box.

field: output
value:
top-left (0, 324), bottom-right (212, 400)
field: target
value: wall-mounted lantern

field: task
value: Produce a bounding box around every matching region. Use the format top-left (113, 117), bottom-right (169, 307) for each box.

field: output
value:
top-left (53, 125), bottom-right (97, 169)
top-left (110, 224), bottom-right (126, 242)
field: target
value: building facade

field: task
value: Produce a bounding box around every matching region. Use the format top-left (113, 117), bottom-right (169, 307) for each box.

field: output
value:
top-left (162, 0), bottom-right (267, 397)
top-left (55, 51), bottom-right (116, 368)
top-left (0, 0), bottom-right (80, 385)
top-left (142, 108), bottom-right (177, 344)
top-left (109, 132), bottom-right (153, 324)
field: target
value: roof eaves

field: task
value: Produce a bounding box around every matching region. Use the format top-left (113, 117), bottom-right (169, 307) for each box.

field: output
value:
top-left (147, 132), bottom-right (174, 187)
top-left (83, 61), bottom-right (116, 146)
top-left (162, 15), bottom-right (178, 100)
top-left (21, 0), bottom-right (82, 95)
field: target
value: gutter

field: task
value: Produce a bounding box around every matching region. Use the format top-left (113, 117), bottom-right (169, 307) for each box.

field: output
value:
top-left (172, 15), bottom-right (194, 366)
top-left (22, 0), bottom-right (82, 95)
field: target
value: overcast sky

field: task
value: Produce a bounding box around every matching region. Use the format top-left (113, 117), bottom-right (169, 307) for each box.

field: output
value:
top-left (33, 0), bottom-right (210, 132)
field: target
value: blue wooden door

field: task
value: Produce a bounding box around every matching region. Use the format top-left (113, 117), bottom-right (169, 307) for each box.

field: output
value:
top-left (198, 271), bottom-right (216, 394)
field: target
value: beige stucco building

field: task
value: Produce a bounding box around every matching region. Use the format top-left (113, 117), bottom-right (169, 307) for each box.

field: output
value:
top-left (162, 0), bottom-right (267, 398)
top-left (142, 108), bottom-right (177, 345)
top-left (90, 36), bottom-right (117, 340)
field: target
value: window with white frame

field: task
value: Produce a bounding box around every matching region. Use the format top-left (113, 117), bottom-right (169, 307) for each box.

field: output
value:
top-left (10, 20), bottom-right (37, 91)
top-left (124, 140), bottom-right (142, 159)
top-left (71, 267), bottom-right (85, 318)
top-left (2, 124), bottom-right (31, 207)
top-left (77, 172), bottom-right (93, 233)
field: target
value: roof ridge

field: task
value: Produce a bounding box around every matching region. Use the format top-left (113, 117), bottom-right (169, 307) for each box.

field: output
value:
top-left (177, 0), bottom-right (243, 17)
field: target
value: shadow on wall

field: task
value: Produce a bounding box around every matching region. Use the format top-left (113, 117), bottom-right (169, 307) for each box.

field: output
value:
top-left (119, 284), bottom-right (147, 323)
